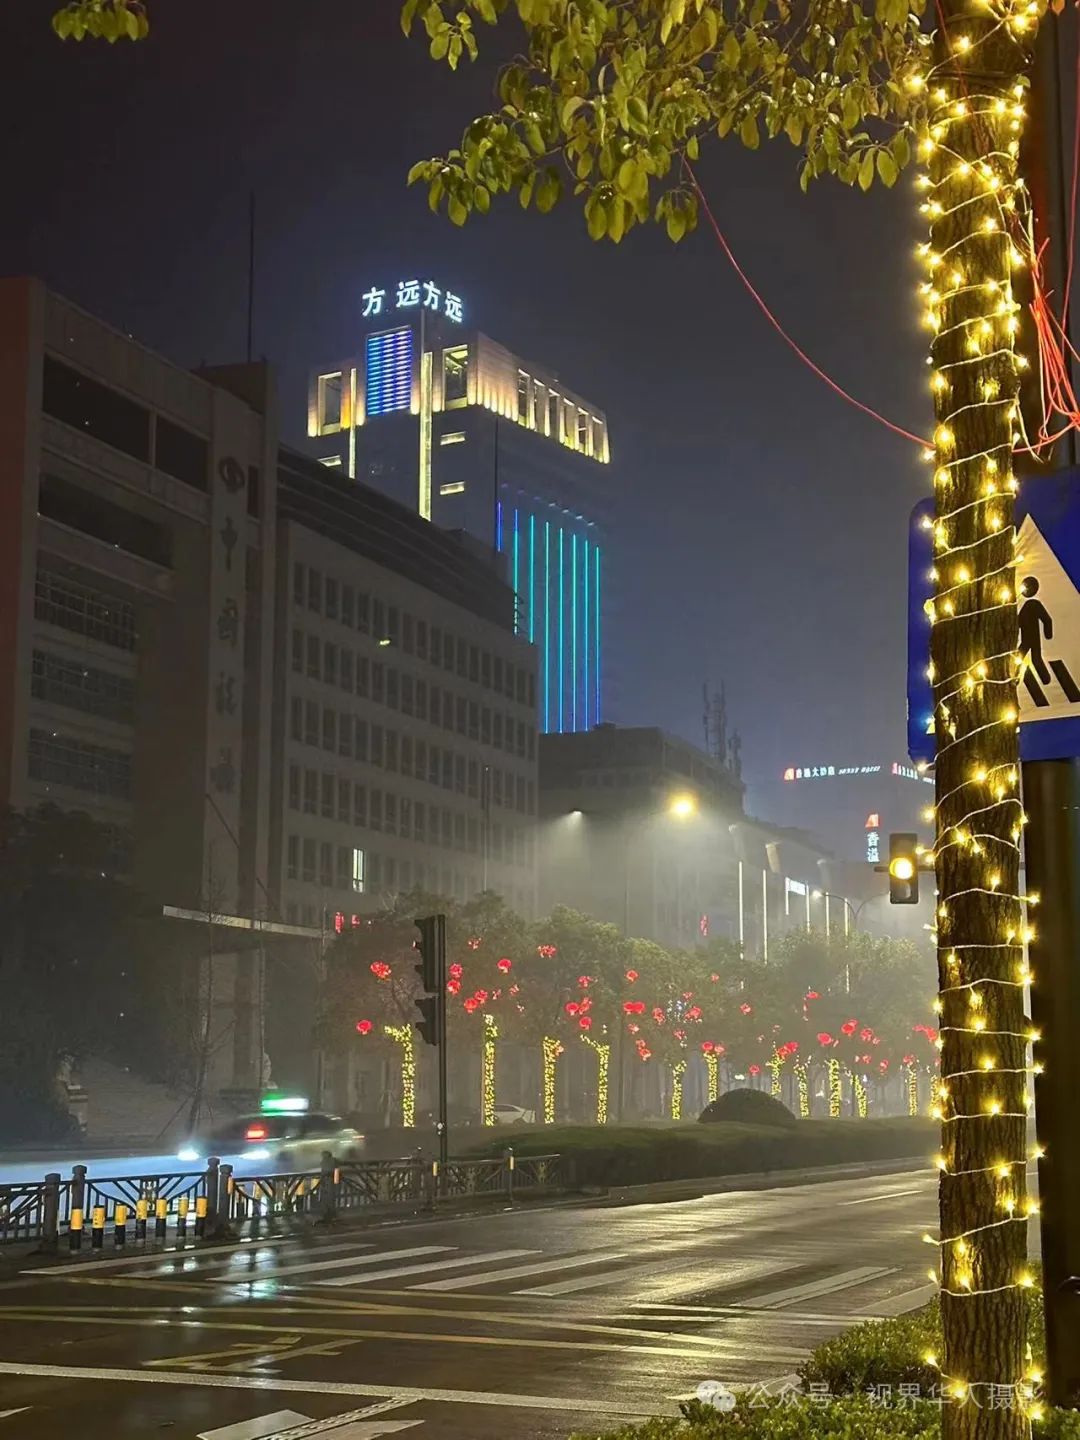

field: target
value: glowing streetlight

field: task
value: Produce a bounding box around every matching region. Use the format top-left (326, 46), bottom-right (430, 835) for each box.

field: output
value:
top-left (668, 792), bottom-right (697, 819)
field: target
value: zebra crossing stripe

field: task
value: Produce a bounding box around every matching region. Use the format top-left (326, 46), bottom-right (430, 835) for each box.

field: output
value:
top-left (413, 1251), bottom-right (630, 1293)
top-left (212, 1247), bottom-right (452, 1283)
top-left (198, 1400), bottom-right (420, 1440)
top-left (314, 1249), bottom-right (538, 1287)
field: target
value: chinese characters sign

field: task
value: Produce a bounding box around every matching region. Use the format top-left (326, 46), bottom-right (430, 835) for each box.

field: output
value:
top-left (362, 279), bottom-right (464, 324)
top-left (782, 761), bottom-right (932, 783)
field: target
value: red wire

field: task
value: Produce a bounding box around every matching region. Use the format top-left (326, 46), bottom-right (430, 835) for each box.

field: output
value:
top-left (685, 163), bottom-right (930, 448)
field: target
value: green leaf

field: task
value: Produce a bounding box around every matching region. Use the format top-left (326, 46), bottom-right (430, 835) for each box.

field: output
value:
top-left (722, 29), bottom-right (740, 68)
top-left (448, 196), bottom-right (469, 225)
top-left (686, 135), bottom-right (699, 160)
top-left (665, 208), bottom-right (687, 243)
top-left (535, 169), bottom-right (560, 213)
top-left (876, 147), bottom-right (898, 187)
top-left (857, 149), bottom-right (875, 191)
top-left (474, 184), bottom-right (491, 212)
top-left (401, 0), bottom-right (422, 34)
top-left (739, 112), bottom-right (760, 150)
top-left (519, 172), bottom-right (536, 208)
top-left (561, 95), bottom-right (585, 128)
top-left (785, 113), bottom-right (804, 146)
top-left (617, 157), bottom-right (638, 193)
top-left (607, 196), bottom-right (626, 242)
top-left (430, 31), bottom-right (450, 59)
top-left (891, 128), bottom-right (912, 172)
top-left (586, 195), bottom-right (608, 240)
top-left (407, 160), bottom-right (429, 186)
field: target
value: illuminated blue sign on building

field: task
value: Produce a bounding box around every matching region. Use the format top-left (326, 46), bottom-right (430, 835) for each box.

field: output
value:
top-left (365, 328), bottom-right (413, 418)
top-left (362, 281), bottom-right (463, 324)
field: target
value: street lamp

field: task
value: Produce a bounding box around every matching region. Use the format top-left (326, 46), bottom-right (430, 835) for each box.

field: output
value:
top-left (668, 792), bottom-right (698, 819)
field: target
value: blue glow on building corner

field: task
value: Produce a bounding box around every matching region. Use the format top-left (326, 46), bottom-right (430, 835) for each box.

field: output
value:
top-left (498, 499), bottom-right (601, 735)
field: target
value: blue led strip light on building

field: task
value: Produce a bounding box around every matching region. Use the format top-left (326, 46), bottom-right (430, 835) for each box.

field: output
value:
top-left (571, 532), bottom-right (578, 732)
top-left (594, 545), bottom-right (601, 724)
top-left (512, 509), bottom-right (520, 635)
top-left (544, 522), bottom-right (551, 732)
top-left (558, 527), bottom-right (565, 733)
top-left (528, 513), bottom-right (536, 644)
top-left (495, 498), bottom-right (503, 554)
top-left (365, 328), bottom-right (413, 417)
top-left (583, 538), bottom-right (590, 731)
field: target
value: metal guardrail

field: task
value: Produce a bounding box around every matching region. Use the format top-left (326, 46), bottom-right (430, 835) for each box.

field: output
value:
top-left (0, 1148), bottom-right (567, 1251)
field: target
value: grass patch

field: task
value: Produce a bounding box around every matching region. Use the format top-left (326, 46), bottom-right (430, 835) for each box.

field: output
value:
top-left (463, 1117), bottom-right (937, 1188)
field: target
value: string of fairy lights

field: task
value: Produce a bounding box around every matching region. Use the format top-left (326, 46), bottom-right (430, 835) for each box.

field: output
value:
top-left (581, 1034), bottom-right (610, 1125)
top-left (481, 1014), bottom-right (498, 1127)
top-left (916, 0), bottom-right (1045, 1417)
top-left (383, 1023), bottom-right (416, 1129)
top-left (541, 1036), bottom-right (562, 1125)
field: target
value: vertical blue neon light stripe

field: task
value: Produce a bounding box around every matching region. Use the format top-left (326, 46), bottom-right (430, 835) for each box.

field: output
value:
top-left (495, 499), bottom-right (503, 554)
top-left (558, 527), bottom-right (565, 733)
top-left (583, 539), bottom-right (590, 731)
top-left (512, 508), bottom-right (520, 635)
top-left (595, 545), bottom-right (601, 724)
top-left (571, 532), bottom-right (578, 732)
top-left (528, 513), bottom-right (536, 643)
top-left (544, 522), bottom-right (551, 733)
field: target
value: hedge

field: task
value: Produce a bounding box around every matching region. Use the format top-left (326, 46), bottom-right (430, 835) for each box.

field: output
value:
top-left (463, 1117), bottom-right (937, 1188)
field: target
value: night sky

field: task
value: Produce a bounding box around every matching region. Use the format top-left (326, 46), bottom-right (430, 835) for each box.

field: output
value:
top-left (3, 1), bottom-right (933, 823)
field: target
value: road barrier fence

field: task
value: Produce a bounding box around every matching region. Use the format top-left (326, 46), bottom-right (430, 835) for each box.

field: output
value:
top-left (0, 1148), bottom-right (567, 1250)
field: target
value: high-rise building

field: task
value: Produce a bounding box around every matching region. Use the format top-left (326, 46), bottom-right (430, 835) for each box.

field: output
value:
top-left (307, 278), bottom-right (610, 735)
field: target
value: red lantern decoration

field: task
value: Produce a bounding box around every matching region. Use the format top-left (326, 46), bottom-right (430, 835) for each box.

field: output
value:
top-left (623, 1000), bottom-right (645, 1015)
top-left (370, 961), bottom-right (392, 980)
top-left (579, 1016), bottom-right (592, 1030)
top-left (463, 997), bottom-right (480, 1014)
top-left (355, 1019), bottom-right (373, 1035)
top-left (652, 1007), bottom-right (666, 1023)
top-left (565, 1001), bottom-right (580, 1017)
top-left (840, 1020), bottom-right (858, 1036)
top-left (449, 962), bottom-right (463, 980)
top-left (497, 958), bottom-right (512, 973)
top-left (686, 1005), bottom-right (702, 1020)
top-left (475, 989), bottom-right (489, 1004)
top-left (702, 1040), bottom-right (715, 1053)
top-left (537, 944), bottom-right (558, 959)
top-left (447, 979), bottom-right (461, 995)
top-left (748, 1063), bottom-right (761, 1076)
top-left (817, 1031), bottom-right (834, 1046)
top-left (740, 1003), bottom-right (752, 1015)
top-left (625, 969), bottom-right (639, 983)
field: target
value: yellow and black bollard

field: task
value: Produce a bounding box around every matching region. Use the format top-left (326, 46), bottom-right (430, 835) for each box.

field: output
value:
top-left (114, 1203), bottom-right (128, 1247)
top-left (176, 1195), bottom-right (189, 1239)
top-left (90, 1206), bottom-right (105, 1250)
top-left (155, 1198), bottom-right (168, 1241)
top-left (69, 1207), bottom-right (84, 1252)
top-left (194, 1195), bottom-right (208, 1238)
top-left (134, 1199), bottom-right (148, 1242)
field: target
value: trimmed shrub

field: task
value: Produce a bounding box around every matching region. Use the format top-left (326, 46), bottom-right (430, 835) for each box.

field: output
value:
top-left (699, 1089), bottom-right (798, 1127)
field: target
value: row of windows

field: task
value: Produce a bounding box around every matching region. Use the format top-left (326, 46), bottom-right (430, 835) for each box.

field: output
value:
top-left (287, 707), bottom-right (533, 812)
top-left (285, 817), bottom-right (532, 890)
top-left (286, 772), bottom-right (536, 854)
top-left (31, 648), bottom-right (134, 724)
top-left (34, 567), bottom-right (137, 651)
top-left (291, 563), bottom-right (534, 707)
top-left (28, 727), bottom-right (132, 801)
top-left (290, 642), bottom-right (535, 760)
top-left (39, 473), bottom-right (172, 568)
top-left (515, 368), bottom-right (606, 459)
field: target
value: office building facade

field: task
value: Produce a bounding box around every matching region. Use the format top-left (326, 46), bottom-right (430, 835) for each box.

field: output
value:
top-left (307, 282), bottom-right (609, 735)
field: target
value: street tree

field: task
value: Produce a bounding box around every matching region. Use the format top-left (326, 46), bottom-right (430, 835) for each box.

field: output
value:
top-left (394, 1), bottom-right (1047, 1429)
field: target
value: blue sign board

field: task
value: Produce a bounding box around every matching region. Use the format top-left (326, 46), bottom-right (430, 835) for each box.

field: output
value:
top-left (909, 468), bottom-right (1080, 766)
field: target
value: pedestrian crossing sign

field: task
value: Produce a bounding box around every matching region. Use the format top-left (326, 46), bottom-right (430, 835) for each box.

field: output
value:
top-left (909, 469), bottom-right (1080, 765)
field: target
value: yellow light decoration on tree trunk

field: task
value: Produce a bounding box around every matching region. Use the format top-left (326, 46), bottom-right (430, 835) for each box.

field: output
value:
top-left (541, 1036), bottom-right (561, 1125)
top-left (482, 1013), bottom-right (498, 1126)
top-left (795, 1061), bottom-right (810, 1118)
top-left (670, 1059), bottom-right (687, 1120)
top-left (704, 1052), bottom-right (719, 1104)
top-left (581, 1034), bottom-right (610, 1125)
top-left (383, 1023), bottom-right (415, 1128)
top-left (828, 1058), bottom-right (843, 1119)
top-left (906, 1062), bottom-right (921, 1117)
top-left (853, 1071), bottom-right (868, 1119)
top-left (919, 1), bottom-right (1041, 1427)
top-left (767, 1049), bottom-right (784, 1099)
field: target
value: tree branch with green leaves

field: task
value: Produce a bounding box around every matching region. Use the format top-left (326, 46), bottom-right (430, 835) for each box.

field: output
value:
top-left (52, 0), bottom-right (148, 42)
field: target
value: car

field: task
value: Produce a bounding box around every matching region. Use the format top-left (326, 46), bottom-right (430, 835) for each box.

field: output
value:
top-left (178, 1111), bottom-right (364, 1170)
top-left (491, 1103), bottom-right (536, 1125)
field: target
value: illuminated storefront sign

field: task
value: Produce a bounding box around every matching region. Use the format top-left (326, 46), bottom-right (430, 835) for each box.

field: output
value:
top-left (865, 812), bottom-right (881, 864)
top-left (782, 761), bottom-right (931, 784)
top-left (362, 280), bottom-right (464, 323)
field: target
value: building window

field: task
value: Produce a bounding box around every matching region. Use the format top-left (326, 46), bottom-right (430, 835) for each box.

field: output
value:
top-left (517, 370), bottom-right (530, 423)
top-left (366, 328), bottom-right (413, 417)
top-left (456, 639), bottom-right (468, 679)
top-left (592, 417), bottom-right (605, 458)
top-left (356, 592), bottom-right (370, 633)
top-left (319, 841), bottom-right (333, 888)
top-left (467, 759), bottom-right (479, 799)
top-left (323, 642), bottom-right (338, 688)
top-left (325, 578), bottom-right (339, 621)
top-left (340, 650), bottom-right (354, 693)
top-left (290, 697), bottom-right (303, 741)
top-left (342, 585), bottom-right (355, 628)
top-left (336, 845), bottom-right (351, 889)
top-left (548, 391), bottom-right (560, 439)
top-left (370, 790), bottom-right (383, 831)
top-left (288, 765), bottom-right (300, 810)
top-left (372, 663), bottom-right (385, 705)
top-left (443, 346), bottom-right (469, 408)
top-left (357, 656), bottom-right (370, 698)
top-left (351, 847), bottom-right (365, 893)
top-left (322, 708), bottom-right (336, 751)
top-left (28, 728), bottom-right (131, 800)
top-left (577, 409), bottom-right (589, 451)
top-left (291, 629), bottom-right (303, 674)
top-left (439, 431), bottom-right (466, 446)
top-left (39, 474), bottom-right (170, 568)
top-left (385, 793), bottom-right (398, 835)
top-left (293, 562), bottom-right (305, 607)
top-left (34, 568), bottom-right (136, 652)
top-left (42, 357), bottom-right (150, 463)
top-left (305, 700), bottom-right (319, 746)
top-left (318, 372), bottom-right (343, 432)
top-left (303, 769), bottom-right (317, 814)
top-left (443, 633), bottom-right (455, 673)
top-left (416, 621), bottom-right (428, 661)
top-left (31, 649), bottom-right (134, 723)
top-left (353, 783), bottom-right (367, 827)
top-left (428, 744), bottom-right (440, 787)
top-left (287, 835), bottom-right (299, 881)
top-left (155, 417), bottom-right (208, 491)
top-left (306, 635), bottom-right (320, 680)
top-left (438, 481), bottom-right (465, 497)
top-left (371, 724), bottom-right (383, 768)
top-left (355, 719), bottom-right (368, 762)
top-left (338, 715), bottom-right (352, 759)
top-left (454, 755), bottom-right (466, 794)
top-left (401, 674), bottom-right (414, 716)
top-left (385, 731), bottom-right (398, 772)
top-left (456, 697), bottom-right (467, 735)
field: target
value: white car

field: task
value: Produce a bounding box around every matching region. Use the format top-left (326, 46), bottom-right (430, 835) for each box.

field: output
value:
top-left (492, 1103), bottom-right (536, 1125)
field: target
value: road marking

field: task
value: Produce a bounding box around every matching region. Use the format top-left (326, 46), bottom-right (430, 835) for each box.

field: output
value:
top-left (314, 1249), bottom-right (538, 1287)
top-left (146, 1334), bottom-right (367, 1373)
top-left (216, 1247), bottom-right (453, 1284)
top-left (0, 1412), bottom-right (29, 1421)
top-left (199, 1398), bottom-right (420, 1440)
top-left (840, 1189), bottom-right (926, 1207)
top-left (858, 1283), bottom-right (937, 1316)
top-left (0, 1362), bottom-right (657, 1417)
top-left (736, 1266), bottom-right (897, 1310)
top-left (519, 1259), bottom-right (638, 1297)
top-left (29, 1234), bottom-right (319, 1277)
top-left (413, 1250), bottom-right (629, 1293)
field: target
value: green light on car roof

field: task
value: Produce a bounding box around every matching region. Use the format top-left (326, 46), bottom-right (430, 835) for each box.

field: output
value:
top-left (260, 1094), bottom-right (309, 1115)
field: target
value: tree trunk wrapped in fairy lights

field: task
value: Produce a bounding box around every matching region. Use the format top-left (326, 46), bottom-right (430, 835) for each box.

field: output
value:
top-left (922, 2), bottom-right (1041, 1431)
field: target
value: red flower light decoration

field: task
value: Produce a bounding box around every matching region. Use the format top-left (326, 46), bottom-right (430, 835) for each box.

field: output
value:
top-left (537, 944), bottom-right (557, 958)
top-left (840, 1020), bottom-right (858, 1036)
top-left (565, 1001), bottom-right (580, 1017)
top-left (497, 958), bottom-right (512, 973)
top-left (355, 1019), bottom-right (373, 1035)
top-left (740, 1003), bottom-right (752, 1015)
top-left (628, 1023), bottom-right (640, 1034)
top-left (463, 997), bottom-right (480, 1014)
top-left (474, 989), bottom-right (489, 1004)
top-left (749, 1064), bottom-right (761, 1076)
top-left (652, 1007), bottom-right (666, 1023)
top-left (903, 1053), bottom-right (916, 1066)
top-left (681, 991), bottom-right (693, 1000)
top-left (716, 1043), bottom-right (726, 1055)
top-left (710, 973), bottom-right (720, 982)
top-left (686, 1005), bottom-right (702, 1020)
top-left (370, 961), bottom-right (391, 980)
top-left (702, 1041), bottom-right (715, 1053)
top-left (447, 979), bottom-right (461, 995)
top-left (817, 1032), bottom-right (835, 1046)
top-left (579, 1016), bottom-right (592, 1030)
top-left (625, 969), bottom-right (639, 983)
top-left (509, 984), bottom-right (520, 995)
top-left (623, 1000), bottom-right (646, 1015)
top-left (806, 990), bottom-right (821, 1001)
top-left (860, 1027), bottom-right (874, 1042)
top-left (673, 1028), bottom-right (687, 1042)
top-left (580, 996), bottom-right (592, 1013)
top-left (578, 975), bottom-right (594, 988)
top-left (449, 962), bottom-right (463, 980)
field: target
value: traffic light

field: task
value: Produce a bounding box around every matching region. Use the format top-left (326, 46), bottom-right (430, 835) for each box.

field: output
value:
top-left (413, 914), bottom-right (445, 1048)
top-left (888, 833), bottom-right (919, 905)
top-left (414, 915), bottom-right (440, 993)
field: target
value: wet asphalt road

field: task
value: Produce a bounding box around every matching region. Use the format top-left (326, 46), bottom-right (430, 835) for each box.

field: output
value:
top-left (0, 1169), bottom-right (941, 1440)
